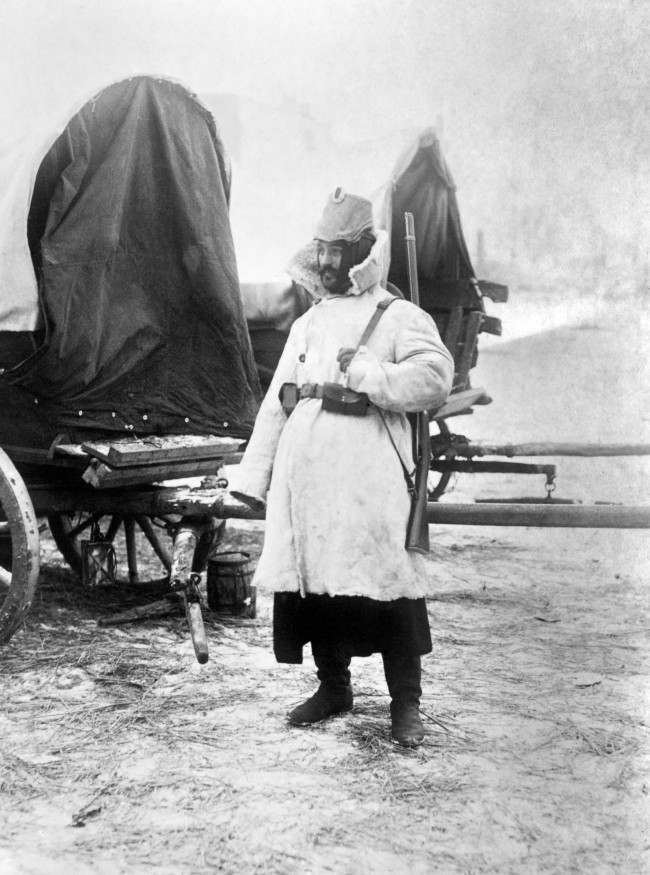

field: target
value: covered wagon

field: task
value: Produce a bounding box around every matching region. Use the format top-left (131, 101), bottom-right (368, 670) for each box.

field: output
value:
top-left (0, 76), bottom-right (261, 651)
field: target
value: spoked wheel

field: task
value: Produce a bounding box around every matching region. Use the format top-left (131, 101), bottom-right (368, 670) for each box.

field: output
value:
top-left (47, 512), bottom-right (175, 584)
top-left (428, 418), bottom-right (453, 502)
top-left (0, 448), bottom-right (40, 644)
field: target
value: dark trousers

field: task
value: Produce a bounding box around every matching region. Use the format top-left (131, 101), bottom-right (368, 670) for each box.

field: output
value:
top-left (273, 592), bottom-right (432, 664)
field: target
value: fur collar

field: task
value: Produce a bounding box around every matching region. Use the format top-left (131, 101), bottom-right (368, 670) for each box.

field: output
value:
top-left (286, 230), bottom-right (389, 299)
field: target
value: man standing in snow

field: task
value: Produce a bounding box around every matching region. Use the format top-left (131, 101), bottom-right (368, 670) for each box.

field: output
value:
top-left (231, 189), bottom-right (454, 747)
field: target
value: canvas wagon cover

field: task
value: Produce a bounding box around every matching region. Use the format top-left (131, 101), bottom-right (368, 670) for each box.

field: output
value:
top-left (1, 76), bottom-right (260, 444)
top-left (374, 127), bottom-right (476, 292)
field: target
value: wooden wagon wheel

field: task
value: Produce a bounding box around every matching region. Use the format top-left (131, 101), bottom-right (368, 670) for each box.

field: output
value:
top-left (47, 512), bottom-right (174, 583)
top-left (0, 448), bottom-right (40, 644)
top-left (428, 418), bottom-right (453, 501)
top-left (47, 512), bottom-right (224, 584)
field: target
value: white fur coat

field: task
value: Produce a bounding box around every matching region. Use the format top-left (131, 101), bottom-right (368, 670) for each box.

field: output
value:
top-left (231, 232), bottom-right (454, 600)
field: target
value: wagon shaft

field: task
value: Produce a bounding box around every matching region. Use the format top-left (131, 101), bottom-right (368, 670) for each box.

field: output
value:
top-left (27, 482), bottom-right (650, 529)
top-left (431, 438), bottom-right (650, 459)
top-left (424, 503), bottom-right (650, 529)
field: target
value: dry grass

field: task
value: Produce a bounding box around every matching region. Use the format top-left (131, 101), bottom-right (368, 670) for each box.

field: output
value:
top-left (0, 516), bottom-right (648, 874)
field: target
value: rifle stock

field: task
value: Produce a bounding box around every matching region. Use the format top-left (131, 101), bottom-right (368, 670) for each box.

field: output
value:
top-left (404, 212), bottom-right (430, 554)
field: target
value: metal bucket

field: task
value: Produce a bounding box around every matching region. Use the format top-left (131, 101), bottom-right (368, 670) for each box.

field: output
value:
top-left (207, 551), bottom-right (256, 618)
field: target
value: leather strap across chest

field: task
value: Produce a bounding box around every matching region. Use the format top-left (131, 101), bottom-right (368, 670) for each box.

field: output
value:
top-left (356, 294), bottom-right (397, 349)
top-left (287, 294), bottom-right (399, 406)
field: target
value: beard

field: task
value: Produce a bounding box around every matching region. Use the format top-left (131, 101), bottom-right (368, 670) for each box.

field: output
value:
top-left (319, 265), bottom-right (351, 295)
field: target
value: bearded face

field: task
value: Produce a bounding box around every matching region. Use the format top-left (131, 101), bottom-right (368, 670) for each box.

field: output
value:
top-left (316, 234), bottom-right (376, 295)
top-left (316, 240), bottom-right (349, 295)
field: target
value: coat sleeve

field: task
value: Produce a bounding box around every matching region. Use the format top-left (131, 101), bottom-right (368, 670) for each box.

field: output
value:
top-left (346, 303), bottom-right (454, 413)
top-left (228, 323), bottom-right (301, 503)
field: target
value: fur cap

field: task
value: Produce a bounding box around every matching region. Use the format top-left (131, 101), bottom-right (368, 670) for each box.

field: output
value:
top-left (287, 229), bottom-right (389, 299)
top-left (313, 188), bottom-right (374, 244)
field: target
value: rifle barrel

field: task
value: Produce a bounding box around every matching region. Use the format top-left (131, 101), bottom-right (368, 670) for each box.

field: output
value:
top-left (404, 212), bottom-right (420, 308)
top-left (403, 211), bottom-right (430, 553)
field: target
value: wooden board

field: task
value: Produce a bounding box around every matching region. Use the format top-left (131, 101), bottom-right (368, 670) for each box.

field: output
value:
top-left (477, 280), bottom-right (509, 303)
top-left (420, 279), bottom-right (481, 311)
top-left (5, 445), bottom-right (87, 468)
top-left (458, 441), bottom-right (650, 458)
top-left (26, 484), bottom-right (650, 529)
top-left (453, 311), bottom-right (484, 391)
top-left (443, 306), bottom-right (463, 360)
top-left (420, 278), bottom-right (508, 311)
top-left (52, 444), bottom-right (89, 458)
top-left (82, 457), bottom-right (236, 489)
top-left (431, 387), bottom-right (492, 421)
top-left (81, 434), bottom-right (243, 468)
top-left (479, 315), bottom-right (502, 336)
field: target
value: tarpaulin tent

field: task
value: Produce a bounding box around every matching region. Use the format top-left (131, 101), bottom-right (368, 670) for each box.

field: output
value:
top-left (373, 127), bottom-right (505, 391)
top-left (237, 127), bottom-right (504, 395)
top-left (0, 75), bottom-right (260, 448)
top-left (373, 127), bottom-right (476, 294)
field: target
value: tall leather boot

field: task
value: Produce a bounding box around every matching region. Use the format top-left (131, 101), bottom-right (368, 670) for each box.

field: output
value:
top-left (382, 653), bottom-right (425, 747)
top-left (287, 640), bottom-right (353, 726)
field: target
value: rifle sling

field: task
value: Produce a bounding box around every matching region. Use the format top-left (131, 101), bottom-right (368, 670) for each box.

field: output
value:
top-left (377, 409), bottom-right (416, 495)
top-left (357, 296), bottom-right (418, 496)
top-left (355, 294), bottom-right (397, 349)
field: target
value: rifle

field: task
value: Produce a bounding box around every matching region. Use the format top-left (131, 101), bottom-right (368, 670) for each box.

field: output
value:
top-left (404, 212), bottom-right (431, 554)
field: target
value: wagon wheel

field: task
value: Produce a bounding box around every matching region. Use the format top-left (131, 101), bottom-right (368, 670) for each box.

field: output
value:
top-left (0, 448), bottom-right (40, 644)
top-left (428, 418), bottom-right (453, 501)
top-left (47, 512), bottom-right (175, 584)
top-left (47, 513), bottom-right (225, 584)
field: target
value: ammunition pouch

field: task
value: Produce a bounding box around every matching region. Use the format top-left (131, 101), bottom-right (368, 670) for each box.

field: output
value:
top-left (277, 294), bottom-right (397, 419)
top-left (279, 381), bottom-right (369, 417)
top-left (320, 383), bottom-right (368, 416)
top-left (279, 382), bottom-right (300, 416)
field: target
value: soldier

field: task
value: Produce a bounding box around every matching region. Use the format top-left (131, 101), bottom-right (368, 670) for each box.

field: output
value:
top-left (231, 190), bottom-right (453, 746)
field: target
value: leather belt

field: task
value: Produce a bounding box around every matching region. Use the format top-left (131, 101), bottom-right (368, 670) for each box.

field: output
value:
top-left (299, 383), bottom-right (324, 399)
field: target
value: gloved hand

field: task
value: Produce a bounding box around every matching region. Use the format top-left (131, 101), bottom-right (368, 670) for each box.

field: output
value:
top-left (345, 346), bottom-right (383, 393)
top-left (336, 346), bottom-right (356, 373)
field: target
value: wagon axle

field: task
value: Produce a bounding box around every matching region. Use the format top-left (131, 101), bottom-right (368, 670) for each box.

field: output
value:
top-left (1, 437), bottom-right (649, 656)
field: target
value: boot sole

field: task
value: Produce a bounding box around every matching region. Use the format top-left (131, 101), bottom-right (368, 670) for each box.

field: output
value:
top-left (390, 734), bottom-right (424, 748)
top-left (287, 705), bottom-right (353, 727)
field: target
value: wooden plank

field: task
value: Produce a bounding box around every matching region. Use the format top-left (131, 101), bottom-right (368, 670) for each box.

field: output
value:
top-left (455, 442), bottom-right (650, 458)
top-left (3, 445), bottom-right (86, 468)
top-left (82, 457), bottom-right (232, 489)
top-left (81, 434), bottom-right (242, 467)
top-left (425, 502), bottom-right (650, 529)
top-left (431, 387), bottom-right (492, 421)
top-left (28, 482), bottom-right (263, 519)
top-left (453, 311), bottom-right (483, 391)
top-left (430, 460), bottom-right (556, 475)
top-left (420, 278), bottom-right (508, 310)
top-left (476, 280), bottom-right (509, 302)
top-left (78, 442), bottom-right (116, 464)
top-left (479, 315), bottom-right (502, 336)
top-left (98, 597), bottom-right (180, 625)
top-left (420, 279), bottom-right (480, 311)
top-left (52, 444), bottom-right (89, 458)
top-left (443, 306), bottom-right (463, 362)
top-left (27, 483), bottom-right (650, 529)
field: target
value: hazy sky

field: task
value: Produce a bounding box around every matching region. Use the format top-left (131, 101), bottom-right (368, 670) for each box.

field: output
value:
top-left (2, 0), bottom-right (641, 137)
top-left (1, 0), bottom-right (647, 279)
